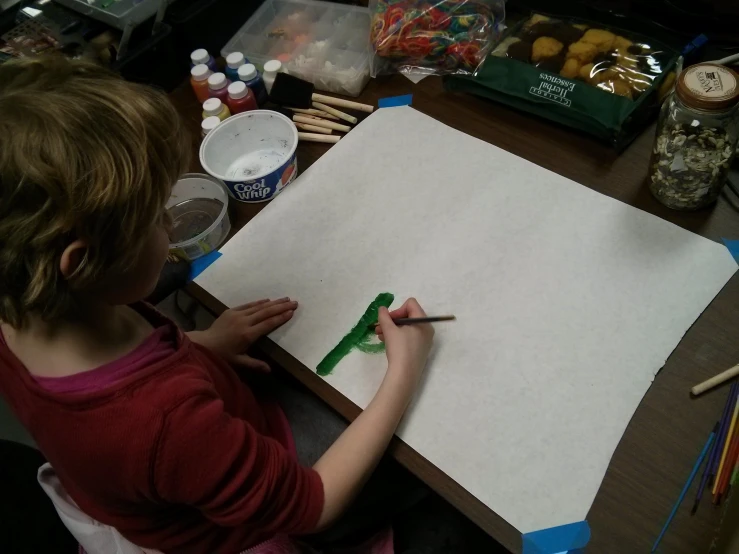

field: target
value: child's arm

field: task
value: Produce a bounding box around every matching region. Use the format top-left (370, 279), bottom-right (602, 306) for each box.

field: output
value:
top-left (311, 298), bottom-right (434, 530)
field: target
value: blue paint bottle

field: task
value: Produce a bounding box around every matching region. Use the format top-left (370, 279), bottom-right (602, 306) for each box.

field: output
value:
top-left (225, 52), bottom-right (249, 82)
top-left (237, 63), bottom-right (267, 106)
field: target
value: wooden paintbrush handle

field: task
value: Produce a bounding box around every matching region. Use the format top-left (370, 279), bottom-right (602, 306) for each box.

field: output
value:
top-left (288, 107), bottom-right (340, 121)
top-left (692, 364), bottom-right (739, 396)
top-left (312, 102), bottom-right (358, 124)
top-left (295, 122), bottom-right (332, 134)
top-left (312, 93), bottom-right (374, 113)
top-left (293, 115), bottom-right (351, 133)
top-left (298, 132), bottom-right (340, 144)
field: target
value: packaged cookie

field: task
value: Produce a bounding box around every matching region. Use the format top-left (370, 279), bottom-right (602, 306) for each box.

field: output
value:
top-left (445, 13), bottom-right (680, 149)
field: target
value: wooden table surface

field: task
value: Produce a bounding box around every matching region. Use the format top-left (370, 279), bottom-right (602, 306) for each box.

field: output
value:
top-left (170, 74), bottom-right (739, 554)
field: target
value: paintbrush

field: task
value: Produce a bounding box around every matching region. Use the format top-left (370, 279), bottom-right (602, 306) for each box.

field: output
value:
top-left (369, 315), bottom-right (456, 328)
top-left (270, 73), bottom-right (374, 113)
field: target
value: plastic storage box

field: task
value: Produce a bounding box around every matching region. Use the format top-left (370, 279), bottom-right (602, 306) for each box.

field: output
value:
top-left (221, 0), bottom-right (371, 97)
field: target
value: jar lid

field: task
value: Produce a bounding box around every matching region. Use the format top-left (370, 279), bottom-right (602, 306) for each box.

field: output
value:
top-left (238, 63), bottom-right (257, 81)
top-left (676, 63), bottom-right (739, 111)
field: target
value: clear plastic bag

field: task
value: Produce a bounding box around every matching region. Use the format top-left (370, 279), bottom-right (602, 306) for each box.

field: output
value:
top-left (369, 0), bottom-right (505, 78)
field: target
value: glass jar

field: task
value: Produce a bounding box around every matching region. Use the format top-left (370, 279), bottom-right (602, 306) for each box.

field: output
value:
top-left (648, 63), bottom-right (739, 210)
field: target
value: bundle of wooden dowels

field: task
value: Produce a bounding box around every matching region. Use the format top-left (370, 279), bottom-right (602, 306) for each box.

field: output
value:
top-left (268, 73), bottom-right (375, 144)
top-left (289, 100), bottom-right (371, 144)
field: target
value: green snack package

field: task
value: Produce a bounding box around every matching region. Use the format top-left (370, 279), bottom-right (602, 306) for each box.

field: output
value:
top-left (445, 13), bottom-right (679, 150)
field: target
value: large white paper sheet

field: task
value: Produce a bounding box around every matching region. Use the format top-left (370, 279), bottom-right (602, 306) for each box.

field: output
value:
top-left (196, 107), bottom-right (736, 534)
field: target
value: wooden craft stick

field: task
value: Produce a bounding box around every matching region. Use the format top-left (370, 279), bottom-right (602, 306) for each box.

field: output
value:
top-left (293, 115), bottom-right (351, 133)
top-left (288, 107), bottom-right (340, 120)
top-left (298, 114), bottom-right (331, 122)
top-left (295, 122), bottom-right (332, 134)
top-left (312, 93), bottom-right (374, 113)
top-left (312, 101), bottom-right (358, 124)
top-left (692, 364), bottom-right (739, 396)
top-left (298, 132), bottom-right (340, 144)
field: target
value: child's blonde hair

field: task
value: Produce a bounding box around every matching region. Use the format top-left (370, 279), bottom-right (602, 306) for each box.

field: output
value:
top-left (0, 57), bottom-right (191, 327)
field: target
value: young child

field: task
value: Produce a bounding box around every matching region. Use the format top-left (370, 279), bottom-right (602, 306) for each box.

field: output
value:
top-left (0, 57), bottom-right (434, 553)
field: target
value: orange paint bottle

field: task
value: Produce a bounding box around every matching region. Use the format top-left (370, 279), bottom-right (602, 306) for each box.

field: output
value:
top-left (190, 64), bottom-right (212, 104)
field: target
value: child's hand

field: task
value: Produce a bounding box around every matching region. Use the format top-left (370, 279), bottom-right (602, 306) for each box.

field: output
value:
top-left (188, 298), bottom-right (297, 372)
top-left (376, 298), bottom-right (434, 389)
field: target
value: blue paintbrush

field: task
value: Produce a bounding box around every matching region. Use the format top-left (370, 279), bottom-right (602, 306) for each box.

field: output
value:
top-left (651, 423), bottom-right (718, 552)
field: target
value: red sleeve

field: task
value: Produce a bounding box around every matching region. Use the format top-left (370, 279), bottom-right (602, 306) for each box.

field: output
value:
top-left (153, 380), bottom-right (324, 535)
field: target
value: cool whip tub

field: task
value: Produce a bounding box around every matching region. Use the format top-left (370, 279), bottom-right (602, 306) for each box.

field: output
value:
top-left (199, 111), bottom-right (299, 203)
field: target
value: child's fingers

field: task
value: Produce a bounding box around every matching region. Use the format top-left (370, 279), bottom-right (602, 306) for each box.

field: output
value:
top-left (232, 299), bottom-right (272, 311)
top-left (248, 310), bottom-right (295, 337)
top-left (405, 298), bottom-right (427, 318)
top-left (377, 306), bottom-right (396, 333)
top-left (247, 300), bottom-right (298, 323)
top-left (386, 302), bottom-right (411, 320)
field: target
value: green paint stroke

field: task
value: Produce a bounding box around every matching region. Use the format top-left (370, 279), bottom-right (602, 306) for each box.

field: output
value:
top-left (316, 292), bottom-right (394, 376)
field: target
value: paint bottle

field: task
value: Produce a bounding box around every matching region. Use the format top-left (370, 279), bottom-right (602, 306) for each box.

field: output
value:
top-left (226, 81), bottom-right (257, 114)
top-left (224, 52), bottom-right (246, 82)
top-left (190, 48), bottom-right (217, 73)
top-left (207, 72), bottom-right (230, 103)
top-left (202, 98), bottom-right (231, 121)
top-left (237, 63), bottom-right (267, 106)
top-left (190, 64), bottom-right (212, 104)
top-left (201, 116), bottom-right (221, 137)
top-left (262, 60), bottom-right (282, 94)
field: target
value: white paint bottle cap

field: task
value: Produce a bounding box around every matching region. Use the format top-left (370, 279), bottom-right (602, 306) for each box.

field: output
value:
top-left (190, 64), bottom-right (211, 81)
top-left (263, 60), bottom-right (282, 75)
top-left (227, 81), bottom-right (248, 99)
top-left (191, 48), bottom-right (210, 66)
top-left (207, 72), bottom-right (228, 90)
top-left (201, 116), bottom-right (221, 135)
top-left (226, 52), bottom-right (245, 69)
top-left (238, 63), bottom-right (257, 81)
top-left (203, 98), bottom-right (224, 116)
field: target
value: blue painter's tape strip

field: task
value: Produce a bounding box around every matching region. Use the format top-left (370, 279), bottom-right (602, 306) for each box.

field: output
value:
top-left (522, 521), bottom-right (590, 554)
top-left (378, 94), bottom-right (412, 108)
top-left (189, 251), bottom-right (222, 281)
top-left (721, 238), bottom-right (739, 265)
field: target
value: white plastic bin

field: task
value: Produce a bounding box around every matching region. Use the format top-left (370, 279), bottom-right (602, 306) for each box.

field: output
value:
top-left (221, 0), bottom-right (371, 97)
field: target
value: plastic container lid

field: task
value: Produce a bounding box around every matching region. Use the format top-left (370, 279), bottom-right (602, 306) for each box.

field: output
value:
top-left (203, 98), bottom-right (225, 115)
top-left (191, 48), bottom-right (210, 66)
top-left (238, 63), bottom-right (257, 81)
top-left (226, 52), bottom-right (245, 69)
top-left (191, 64), bottom-right (211, 81)
top-left (208, 72), bottom-right (228, 90)
top-left (202, 116), bottom-right (221, 135)
top-left (263, 60), bottom-right (282, 75)
top-left (228, 81), bottom-right (249, 99)
top-left (676, 63), bottom-right (739, 112)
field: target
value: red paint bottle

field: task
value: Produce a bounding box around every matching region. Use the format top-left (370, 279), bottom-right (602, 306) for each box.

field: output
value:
top-left (226, 81), bottom-right (258, 114)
